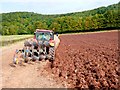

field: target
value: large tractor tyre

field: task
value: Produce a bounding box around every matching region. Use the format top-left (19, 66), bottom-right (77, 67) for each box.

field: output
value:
top-left (49, 47), bottom-right (55, 63)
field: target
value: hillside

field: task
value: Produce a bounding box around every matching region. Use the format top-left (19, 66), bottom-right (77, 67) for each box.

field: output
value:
top-left (0, 2), bottom-right (119, 35)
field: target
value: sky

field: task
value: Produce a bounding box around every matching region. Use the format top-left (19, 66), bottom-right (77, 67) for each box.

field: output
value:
top-left (0, 0), bottom-right (119, 14)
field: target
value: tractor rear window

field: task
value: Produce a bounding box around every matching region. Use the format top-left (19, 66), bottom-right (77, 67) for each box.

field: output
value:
top-left (36, 32), bottom-right (51, 40)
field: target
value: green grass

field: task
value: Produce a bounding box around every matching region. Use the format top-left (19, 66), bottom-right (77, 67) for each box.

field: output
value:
top-left (0, 35), bottom-right (33, 46)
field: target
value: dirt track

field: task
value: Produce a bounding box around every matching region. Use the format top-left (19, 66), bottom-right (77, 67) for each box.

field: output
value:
top-left (1, 36), bottom-right (64, 88)
top-left (52, 31), bottom-right (119, 89)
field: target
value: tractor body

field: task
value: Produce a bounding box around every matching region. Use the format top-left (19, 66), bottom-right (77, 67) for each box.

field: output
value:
top-left (13, 29), bottom-right (55, 64)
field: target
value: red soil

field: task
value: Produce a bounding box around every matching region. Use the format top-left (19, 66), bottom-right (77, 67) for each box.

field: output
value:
top-left (52, 31), bottom-right (119, 89)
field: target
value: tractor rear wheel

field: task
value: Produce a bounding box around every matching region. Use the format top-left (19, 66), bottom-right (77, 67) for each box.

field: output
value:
top-left (49, 47), bottom-right (55, 62)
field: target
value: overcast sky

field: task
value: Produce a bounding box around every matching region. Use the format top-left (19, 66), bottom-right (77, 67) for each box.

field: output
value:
top-left (0, 0), bottom-right (119, 14)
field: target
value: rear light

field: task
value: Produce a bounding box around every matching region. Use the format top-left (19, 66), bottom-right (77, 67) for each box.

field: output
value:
top-left (50, 38), bottom-right (53, 40)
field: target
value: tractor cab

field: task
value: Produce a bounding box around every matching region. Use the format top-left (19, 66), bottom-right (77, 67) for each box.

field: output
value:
top-left (34, 29), bottom-right (54, 41)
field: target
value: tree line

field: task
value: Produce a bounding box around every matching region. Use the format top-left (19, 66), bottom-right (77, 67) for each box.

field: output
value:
top-left (0, 2), bottom-right (119, 35)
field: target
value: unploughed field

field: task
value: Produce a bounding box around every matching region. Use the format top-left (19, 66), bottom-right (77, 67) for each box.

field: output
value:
top-left (0, 35), bottom-right (33, 46)
top-left (51, 31), bottom-right (119, 89)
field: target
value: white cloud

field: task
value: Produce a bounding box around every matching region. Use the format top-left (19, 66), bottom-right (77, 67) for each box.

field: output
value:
top-left (0, 0), bottom-right (119, 14)
top-left (0, 0), bottom-right (106, 3)
top-left (1, 0), bottom-right (80, 2)
top-left (0, 0), bottom-right (119, 4)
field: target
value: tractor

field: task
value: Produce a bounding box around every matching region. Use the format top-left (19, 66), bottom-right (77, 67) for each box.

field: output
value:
top-left (13, 29), bottom-right (56, 64)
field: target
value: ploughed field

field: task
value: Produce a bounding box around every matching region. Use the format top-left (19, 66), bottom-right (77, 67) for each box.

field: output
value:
top-left (52, 31), bottom-right (119, 89)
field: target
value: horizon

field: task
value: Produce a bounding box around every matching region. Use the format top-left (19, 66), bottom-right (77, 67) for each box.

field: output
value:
top-left (0, 0), bottom-right (119, 15)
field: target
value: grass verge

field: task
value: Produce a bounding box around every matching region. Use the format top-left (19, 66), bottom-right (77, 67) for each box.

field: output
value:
top-left (0, 35), bottom-right (33, 46)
